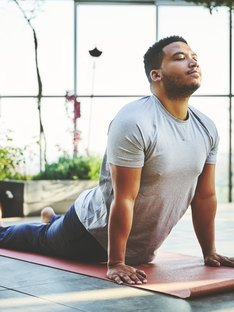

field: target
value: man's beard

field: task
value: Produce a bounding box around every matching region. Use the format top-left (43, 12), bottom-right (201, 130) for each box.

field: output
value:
top-left (162, 74), bottom-right (201, 100)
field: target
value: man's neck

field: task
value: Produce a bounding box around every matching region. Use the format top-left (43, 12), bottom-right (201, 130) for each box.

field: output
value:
top-left (153, 90), bottom-right (190, 121)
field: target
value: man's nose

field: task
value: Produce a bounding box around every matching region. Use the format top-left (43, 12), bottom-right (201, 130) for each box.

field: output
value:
top-left (189, 58), bottom-right (199, 68)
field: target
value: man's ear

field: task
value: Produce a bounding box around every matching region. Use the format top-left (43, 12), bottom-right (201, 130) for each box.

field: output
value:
top-left (150, 69), bottom-right (161, 82)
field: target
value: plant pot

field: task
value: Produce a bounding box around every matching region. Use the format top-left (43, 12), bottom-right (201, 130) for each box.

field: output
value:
top-left (0, 180), bottom-right (98, 217)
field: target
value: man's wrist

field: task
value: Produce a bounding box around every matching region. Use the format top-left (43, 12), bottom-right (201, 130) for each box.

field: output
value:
top-left (203, 248), bottom-right (216, 258)
top-left (107, 261), bottom-right (125, 267)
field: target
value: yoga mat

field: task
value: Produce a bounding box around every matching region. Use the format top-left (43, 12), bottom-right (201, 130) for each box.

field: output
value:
top-left (0, 248), bottom-right (234, 299)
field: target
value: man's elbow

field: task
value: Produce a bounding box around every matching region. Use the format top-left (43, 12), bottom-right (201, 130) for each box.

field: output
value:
top-left (191, 192), bottom-right (217, 208)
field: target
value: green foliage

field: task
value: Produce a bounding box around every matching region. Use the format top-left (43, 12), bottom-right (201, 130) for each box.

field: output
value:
top-left (182, 0), bottom-right (234, 11)
top-left (0, 144), bottom-right (26, 180)
top-left (0, 134), bottom-right (101, 181)
top-left (33, 155), bottom-right (101, 181)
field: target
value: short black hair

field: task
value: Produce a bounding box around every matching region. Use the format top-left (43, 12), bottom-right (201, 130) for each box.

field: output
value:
top-left (143, 35), bottom-right (188, 83)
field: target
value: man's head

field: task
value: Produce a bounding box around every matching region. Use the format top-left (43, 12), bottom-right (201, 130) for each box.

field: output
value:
top-left (144, 36), bottom-right (188, 83)
top-left (144, 36), bottom-right (201, 99)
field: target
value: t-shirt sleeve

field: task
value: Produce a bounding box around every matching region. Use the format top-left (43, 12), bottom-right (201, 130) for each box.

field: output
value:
top-left (107, 118), bottom-right (145, 168)
top-left (205, 125), bottom-right (220, 164)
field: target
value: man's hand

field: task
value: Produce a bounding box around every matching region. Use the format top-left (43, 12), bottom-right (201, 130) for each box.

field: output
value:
top-left (204, 253), bottom-right (234, 267)
top-left (107, 263), bottom-right (147, 285)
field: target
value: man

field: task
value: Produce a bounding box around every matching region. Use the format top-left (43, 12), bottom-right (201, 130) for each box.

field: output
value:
top-left (0, 36), bottom-right (233, 286)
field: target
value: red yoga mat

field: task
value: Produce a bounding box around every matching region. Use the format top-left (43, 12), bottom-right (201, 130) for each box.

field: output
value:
top-left (0, 248), bottom-right (234, 299)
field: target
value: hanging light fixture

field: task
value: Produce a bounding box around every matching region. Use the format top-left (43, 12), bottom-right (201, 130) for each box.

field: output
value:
top-left (89, 47), bottom-right (102, 57)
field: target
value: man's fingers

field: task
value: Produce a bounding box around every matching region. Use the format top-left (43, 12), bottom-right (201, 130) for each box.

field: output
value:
top-left (107, 265), bottom-right (147, 285)
top-left (121, 273), bottom-right (137, 284)
top-left (205, 258), bottom-right (220, 267)
top-left (219, 256), bottom-right (234, 267)
top-left (136, 269), bottom-right (147, 278)
top-left (205, 254), bottom-right (234, 268)
top-left (112, 275), bottom-right (124, 285)
top-left (109, 271), bottom-right (147, 285)
top-left (110, 273), bottom-right (135, 285)
top-left (118, 273), bottom-right (144, 285)
top-left (128, 272), bottom-right (147, 284)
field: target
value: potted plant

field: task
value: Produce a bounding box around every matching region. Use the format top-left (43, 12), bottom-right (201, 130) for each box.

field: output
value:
top-left (0, 151), bottom-right (101, 217)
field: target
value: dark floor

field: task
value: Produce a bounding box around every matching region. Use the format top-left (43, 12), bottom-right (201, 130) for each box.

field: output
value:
top-left (0, 203), bottom-right (234, 312)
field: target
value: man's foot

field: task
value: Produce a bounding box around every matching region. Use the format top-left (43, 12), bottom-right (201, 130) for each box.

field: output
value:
top-left (41, 207), bottom-right (55, 224)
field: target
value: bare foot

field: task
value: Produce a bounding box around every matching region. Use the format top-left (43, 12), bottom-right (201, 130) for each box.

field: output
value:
top-left (41, 207), bottom-right (55, 224)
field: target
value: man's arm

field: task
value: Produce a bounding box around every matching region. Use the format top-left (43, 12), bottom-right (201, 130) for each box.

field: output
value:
top-left (106, 164), bottom-right (147, 285)
top-left (191, 163), bottom-right (234, 267)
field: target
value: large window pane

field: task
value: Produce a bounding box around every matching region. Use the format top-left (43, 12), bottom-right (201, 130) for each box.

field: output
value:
top-left (232, 11), bottom-right (234, 94)
top-left (76, 4), bottom-right (155, 96)
top-left (157, 5), bottom-right (230, 95)
top-left (0, 98), bottom-right (40, 174)
top-left (0, 97), bottom-right (74, 174)
top-left (0, 0), bottom-right (74, 96)
top-left (190, 96), bottom-right (230, 202)
top-left (77, 96), bottom-right (138, 154)
top-left (232, 98), bottom-right (234, 201)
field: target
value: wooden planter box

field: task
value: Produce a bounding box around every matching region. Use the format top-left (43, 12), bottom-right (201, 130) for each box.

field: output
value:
top-left (0, 180), bottom-right (98, 217)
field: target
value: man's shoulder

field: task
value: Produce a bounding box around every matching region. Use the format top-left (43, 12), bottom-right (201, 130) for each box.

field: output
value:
top-left (120, 95), bottom-right (153, 111)
top-left (113, 95), bottom-right (155, 123)
top-left (189, 105), bottom-right (218, 136)
top-left (189, 105), bottom-right (216, 126)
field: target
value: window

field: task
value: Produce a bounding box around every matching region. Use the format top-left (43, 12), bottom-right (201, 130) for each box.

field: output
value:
top-left (0, 0), bottom-right (233, 201)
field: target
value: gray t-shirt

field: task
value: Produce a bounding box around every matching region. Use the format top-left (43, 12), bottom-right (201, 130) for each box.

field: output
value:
top-left (75, 95), bottom-right (219, 264)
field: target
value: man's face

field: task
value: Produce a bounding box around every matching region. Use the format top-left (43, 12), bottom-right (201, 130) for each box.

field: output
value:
top-left (159, 41), bottom-right (202, 99)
